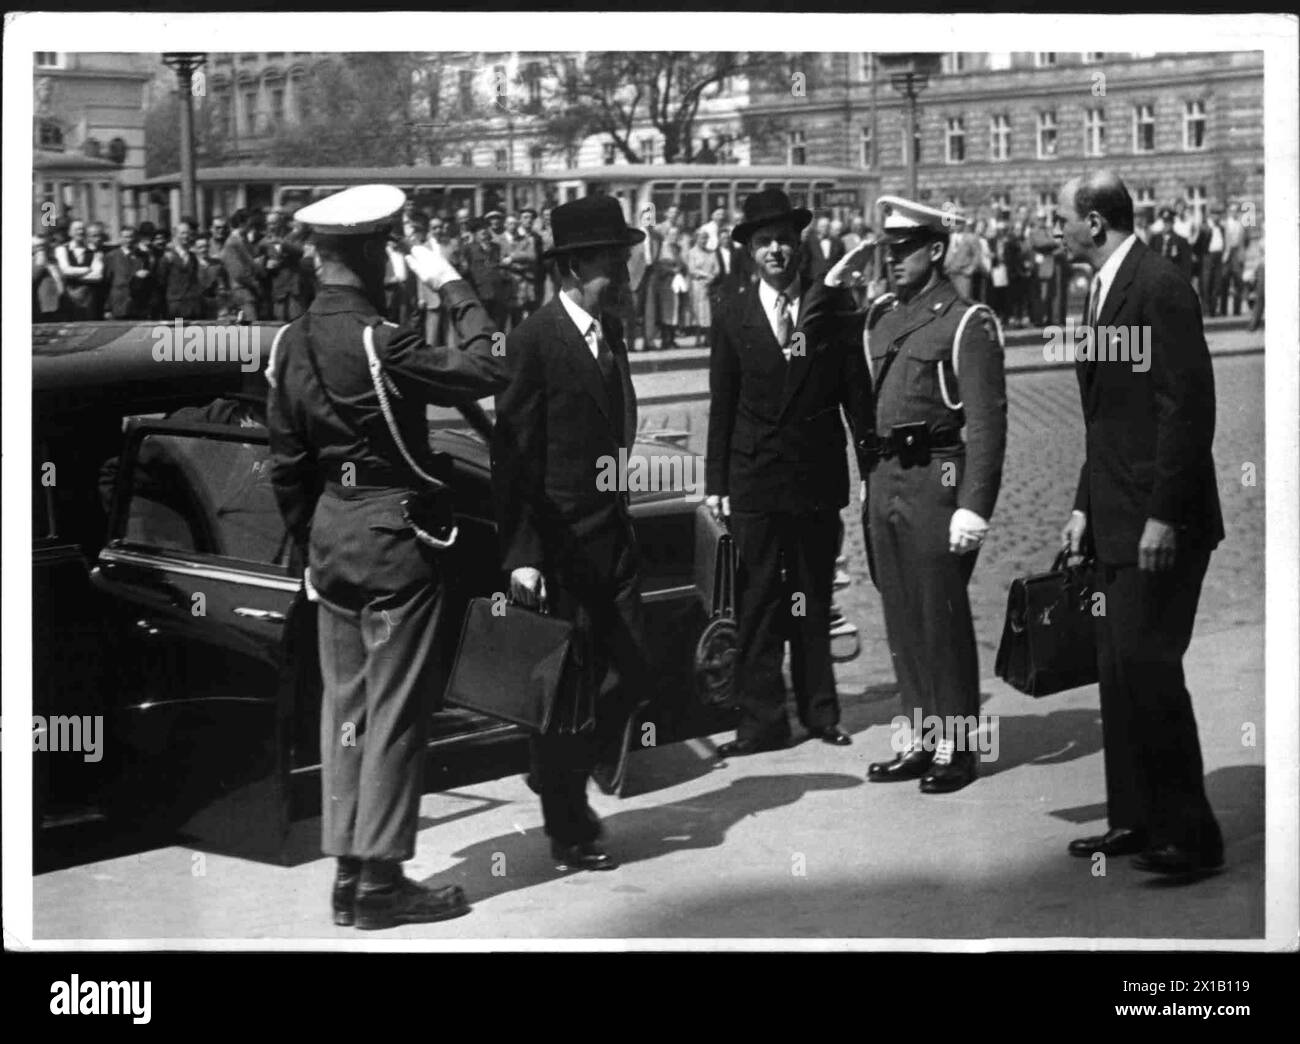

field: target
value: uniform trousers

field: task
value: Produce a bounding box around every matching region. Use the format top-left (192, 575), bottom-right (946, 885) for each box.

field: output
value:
top-left (529, 531), bottom-right (651, 844)
top-left (730, 508), bottom-right (841, 743)
top-left (1094, 548), bottom-right (1222, 854)
top-left (866, 454), bottom-right (981, 735)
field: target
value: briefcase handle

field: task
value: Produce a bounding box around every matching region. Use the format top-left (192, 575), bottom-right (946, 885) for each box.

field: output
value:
top-left (711, 531), bottom-right (736, 620)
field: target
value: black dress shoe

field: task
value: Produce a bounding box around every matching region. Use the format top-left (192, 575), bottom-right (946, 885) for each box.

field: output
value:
top-left (716, 735), bottom-right (787, 759)
top-left (867, 747), bottom-right (933, 782)
top-left (1068, 827), bottom-right (1148, 858)
top-left (1132, 843), bottom-right (1224, 876)
top-left (353, 877), bottom-right (470, 930)
top-left (809, 725), bottom-right (851, 746)
top-left (550, 840), bottom-right (618, 871)
top-left (919, 749), bottom-right (977, 793)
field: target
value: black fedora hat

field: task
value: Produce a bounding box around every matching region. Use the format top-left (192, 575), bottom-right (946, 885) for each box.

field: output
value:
top-left (731, 188), bottom-right (812, 245)
top-left (544, 195), bottom-right (645, 259)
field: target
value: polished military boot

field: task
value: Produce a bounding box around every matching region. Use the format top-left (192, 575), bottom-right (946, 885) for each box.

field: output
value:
top-left (353, 860), bottom-right (470, 930)
top-left (867, 741), bottom-right (933, 782)
top-left (331, 856), bottom-right (362, 927)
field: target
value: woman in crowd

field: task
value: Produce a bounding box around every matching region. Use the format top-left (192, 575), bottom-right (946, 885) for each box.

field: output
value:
top-left (685, 226), bottom-right (718, 345)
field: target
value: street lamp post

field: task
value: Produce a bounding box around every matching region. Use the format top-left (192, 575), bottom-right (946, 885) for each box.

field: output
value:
top-left (875, 53), bottom-right (943, 200)
top-left (162, 53), bottom-right (207, 224)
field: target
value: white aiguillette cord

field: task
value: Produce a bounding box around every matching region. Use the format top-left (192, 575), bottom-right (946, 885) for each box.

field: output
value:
top-left (362, 324), bottom-right (458, 550)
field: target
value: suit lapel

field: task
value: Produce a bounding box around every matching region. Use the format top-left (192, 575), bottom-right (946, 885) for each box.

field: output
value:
top-left (1098, 238), bottom-right (1144, 329)
top-left (779, 284), bottom-right (822, 413)
top-left (741, 288), bottom-right (786, 366)
top-left (550, 299), bottom-right (612, 426)
top-left (601, 315), bottom-right (637, 446)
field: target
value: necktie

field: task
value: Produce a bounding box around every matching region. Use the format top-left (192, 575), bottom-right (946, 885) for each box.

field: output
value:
top-left (775, 292), bottom-right (792, 359)
top-left (591, 321), bottom-right (627, 444)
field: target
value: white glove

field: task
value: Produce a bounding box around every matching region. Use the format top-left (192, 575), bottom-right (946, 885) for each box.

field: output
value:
top-left (949, 508), bottom-right (989, 554)
top-left (704, 494), bottom-right (731, 522)
top-left (303, 567), bottom-right (321, 604)
top-left (824, 235), bottom-right (878, 288)
top-left (407, 242), bottom-right (463, 291)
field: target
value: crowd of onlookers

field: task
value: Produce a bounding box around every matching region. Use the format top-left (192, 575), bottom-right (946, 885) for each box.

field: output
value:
top-left (33, 195), bottom-right (1265, 336)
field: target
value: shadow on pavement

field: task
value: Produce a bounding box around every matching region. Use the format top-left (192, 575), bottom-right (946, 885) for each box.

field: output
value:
top-left (980, 706), bottom-right (1105, 777)
top-left (433, 772), bottom-right (863, 906)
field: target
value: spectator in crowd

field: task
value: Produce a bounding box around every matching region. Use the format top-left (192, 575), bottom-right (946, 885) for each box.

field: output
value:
top-left (626, 204), bottom-right (663, 351)
top-left (972, 218), bottom-right (994, 304)
top-left (698, 206), bottom-right (727, 252)
top-left (192, 233), bottom-right (231, 319)
top-left (400, 209), bottom-right (441, 343)
top-left (516, 208), bottom-right (546, 319)
top-left (841, 213), bottom-right (869, 254)
top-left (653, 204), bottom-right (687, 349)
top-left (85, 222), bottom-right (110, 320)
top-left (102, 224), bottom-right (155, 320)
top-left (506, 208), bottom-right (543, 329)
top-left (1220, 203), bottom-right (1246, 317)
top-left (1148, 206), bottom-right (1193, 284)
top-left (463, 218), bottom-right (510, 330)
top-left (263, 210), bottom-right (311, 321)
top-left (803, 213), bottom-right (844, 282)
top-left (33, 233), bottom-right (65, 321)
top-left (987, 224), bottom-right (1015, 324)
top-left (685, 226), bottom-right (718, 345)
top-left (1198, 206), bottom-right (1227, 316)
top-left (1028, 216), bottom-right (1058, 326)
top-left (944, 221), bottom-right (981, 300)
top-left (382, 223), bottom-right (419, 325)
top-left (1134, 211), bottom-right (1151, 244)
top-left (154, 218), bottom-right (206, 320)
top-left (1171, 199), bottom-right (1194, 243)
top-left (209, 214), bottom-right (230, 257)
top-left (221, 208), bottom-right (267, 320)
top-left (54, 219), bottom-right (103, 320)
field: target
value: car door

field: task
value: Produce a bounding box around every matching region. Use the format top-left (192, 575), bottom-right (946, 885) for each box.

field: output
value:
top-left (90, 416), bottom-right (309, 860)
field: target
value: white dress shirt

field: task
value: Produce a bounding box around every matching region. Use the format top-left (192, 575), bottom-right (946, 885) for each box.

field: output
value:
top-left (558, 290), bottom-right (601, 359)
top-left (1090, 232), bottom-right (1138, 321)
top-left (757, 277), bottom-right (801, 357)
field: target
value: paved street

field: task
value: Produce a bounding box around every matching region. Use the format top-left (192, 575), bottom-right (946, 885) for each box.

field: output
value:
top-left (32, 339), bottom-right (1265, 943)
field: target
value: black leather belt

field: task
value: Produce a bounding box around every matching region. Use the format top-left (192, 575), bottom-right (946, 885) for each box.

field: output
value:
top-left (860, 425), bottom-right (963, 465)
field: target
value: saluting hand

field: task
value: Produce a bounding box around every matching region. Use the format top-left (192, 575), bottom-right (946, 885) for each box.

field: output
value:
top-left (824, 235), bottom-right (877, 288)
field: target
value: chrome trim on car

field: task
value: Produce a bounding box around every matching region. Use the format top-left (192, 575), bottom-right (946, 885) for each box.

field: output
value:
top-left (98, 546), bottom-right (301, 593)
top-left (641, 583), bottom-right (698, 604)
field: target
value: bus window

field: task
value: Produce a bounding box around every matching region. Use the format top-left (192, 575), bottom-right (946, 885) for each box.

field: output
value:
top-left (445, 186), bottom-right (476, 216)
top-left (786, 182), bottom-right (810, 210)
top-left (678, 181), bottom-right (704, 230)
top-left (246, 184), bottom-right (274, 212)
top-left (649, 182), bottom-right (677, 224)
top-left (704, 184), bottom-right (729, 220)
top-left (481, 183), bottom-right (507, 215)
top-left (733, 181), bottom-right (759, 214)
top-left (411, 186), bottom-right (448, 217)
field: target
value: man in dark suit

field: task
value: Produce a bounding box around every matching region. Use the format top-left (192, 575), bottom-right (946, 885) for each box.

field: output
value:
top-left (268, 185), bottom-right (509, 928)
top-left (710, 224), bottom-right (752, 308)
top-left (221, 208), bottom-right (267, 320)
top-left (101, 225), bottom-right (156, 320)
top-left (801, 212), bottom-right (845, 283)
top-left (492, 195), bottom-right (652, 871)
top-left (462, 219), bottom-right (510, 332)
top-left (1058, 170), bottom-right (1225, 877)
top-left (1148, 206), bottom-right (1194, 285)
top-left (154, 219), bottom-right (205, 320)
top-left (705, 189), bottom-right (872, 757)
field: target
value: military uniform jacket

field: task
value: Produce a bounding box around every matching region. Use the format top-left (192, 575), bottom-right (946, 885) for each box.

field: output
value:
top-left (865, 278), bottom-right (1008, 520)
top-left (706, 280), bottom-right (872, 513)
top-left (267, 280), bottom-right (509, 552)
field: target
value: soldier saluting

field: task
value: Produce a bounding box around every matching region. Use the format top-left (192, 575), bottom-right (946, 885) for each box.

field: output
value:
top-left (267, 185), bottom-right (510, 929)
top-left (834, 196), bottom-right (1008, 794)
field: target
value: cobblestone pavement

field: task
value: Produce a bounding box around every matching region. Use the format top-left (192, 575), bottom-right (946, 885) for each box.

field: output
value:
top-left (639, 350), bottom-right (1266, 696)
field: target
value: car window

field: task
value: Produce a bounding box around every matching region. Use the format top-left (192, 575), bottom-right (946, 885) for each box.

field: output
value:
top-left (120, 431), bottom-right (290, 569)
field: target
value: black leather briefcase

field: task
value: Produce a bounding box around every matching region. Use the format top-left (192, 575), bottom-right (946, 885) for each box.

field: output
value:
top-left (445, 596), bottom-right (589, 733)
top-left (694, 529), bottom-right (738, 710)
top-left (995, 550), bottom-right (1099, 697)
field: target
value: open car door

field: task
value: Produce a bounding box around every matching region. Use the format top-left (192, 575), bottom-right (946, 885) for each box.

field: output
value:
top-left (90, 417), bottom-right (312, 861)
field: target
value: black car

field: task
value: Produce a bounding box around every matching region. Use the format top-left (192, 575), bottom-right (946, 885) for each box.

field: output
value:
top-left (32, 319), bottom-right (766, 864)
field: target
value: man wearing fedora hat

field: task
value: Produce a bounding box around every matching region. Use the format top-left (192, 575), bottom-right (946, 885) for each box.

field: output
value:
top-left (705, 188), bottom-right (873, 758)
top-left (492, 194), bottom-right (654, 870)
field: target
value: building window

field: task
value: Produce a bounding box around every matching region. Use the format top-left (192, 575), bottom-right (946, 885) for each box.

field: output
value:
top-left (638, 135), bottom-right (657, 164)
top-left (788, 129), bottom-right (806, 166)
top-left (1037, 110), bottom-right (1057, 159)
top-left (989, 114), bottom-right (1010, 161)
top-left (493, 63), bottom-right (508, 111)
top-left (991, 191), bottom-right (1012, 219)
top-left (860, 125), bottom-right (873, 168)
top-left (1035, 53), bottom-right (1058, 68)
top-left (1133, 103), bottom-right (1155, 153)
top-left (293, 74), bottom-right (311, 122)
top-left (494, 148), bottom-right (508, 171)
top-left (1084, 107), bottom-right (1105, 157)
top-left (35, 52), bottom-right (63, 68)
top-left (529, 144), bottom-right (544, 175)
top-left (1037, 191), bottom-right (1057, 222)
top-left (459, 148), bottom-right (474, 167)
top-left (1134, 185), bottom-right (1156, 219)
top-left (269, 85), bottom-right (285, 126)
top-left (525, 60), bottom-right (543, 110)
top-left (243, 89), bottom-right (259, 135)
top-left (602, 142), bottom-right (616, 166)
top-left (1081, 52), bottom-right (1106, 64)
top-left (943, 53), bottom-right (966, 74)
top-left (1185, 184), bottom-right (1208, 225)
top-left (458, 68), bottom-right (474, 111)
top-left (945, 117), bottom-right (965, 163)
top-left (37, 119), bottom-right (64, 150)
top-left (860, 53), bottom-right (874, 81)
top-left (1184, 99), bottom-right (1207, 150)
